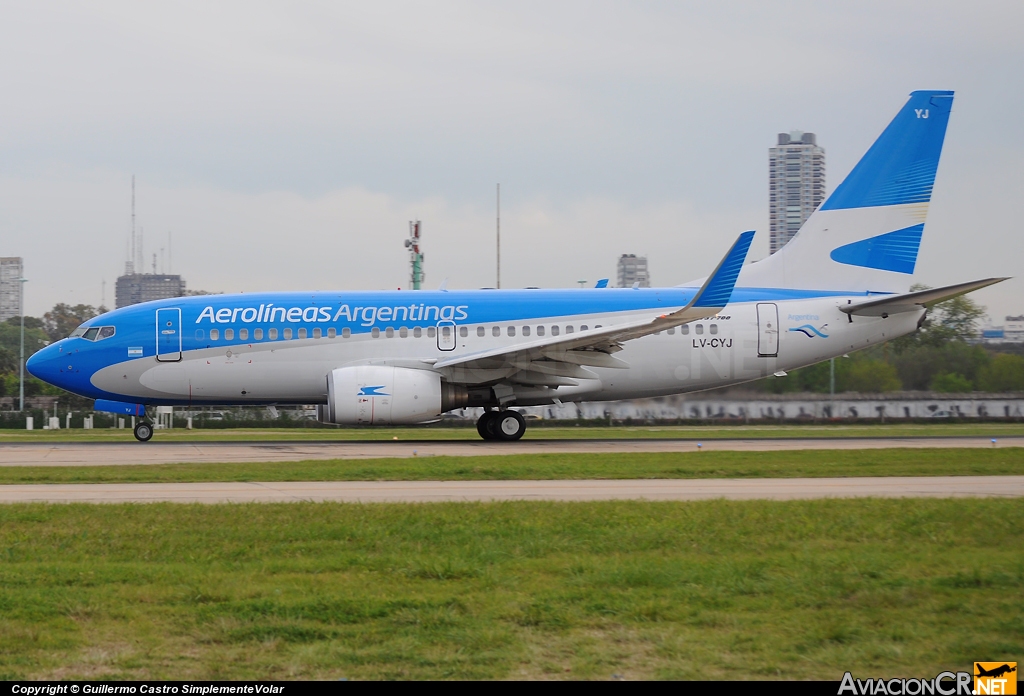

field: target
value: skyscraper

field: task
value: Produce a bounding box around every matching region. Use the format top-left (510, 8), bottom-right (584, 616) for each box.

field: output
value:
top-left (115, 273), bottom-right (186, 309)
top-left (0, 257), bottom-right (24, 322)
top-left (769, 131), bottom-right (825, 255)
top-left (616, 254), bottom-right (650, 288)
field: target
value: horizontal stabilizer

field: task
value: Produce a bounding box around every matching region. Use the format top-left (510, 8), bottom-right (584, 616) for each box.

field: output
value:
top-left (840, 278), bottom-right (1008, 317)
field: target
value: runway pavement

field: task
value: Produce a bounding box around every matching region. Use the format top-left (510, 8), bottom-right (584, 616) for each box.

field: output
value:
top-left (0, 436), bottom-right (1021, 467)
top-left (0, 475), bottom-right (1021, 503)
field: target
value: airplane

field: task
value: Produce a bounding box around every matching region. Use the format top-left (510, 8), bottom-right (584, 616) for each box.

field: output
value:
top-left (975, 664), bottom-right (1016, 679)
top-left (27, 90), bottom-right (1007, 442)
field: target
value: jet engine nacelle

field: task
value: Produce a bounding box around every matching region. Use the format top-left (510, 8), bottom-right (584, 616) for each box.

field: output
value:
top-left (319, 365), bottom-right (468, 425)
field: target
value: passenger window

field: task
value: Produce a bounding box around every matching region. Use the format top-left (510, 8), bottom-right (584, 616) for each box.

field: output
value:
top-left (254, 328), bottom-right (263, 340)
top-left (400, 327), bottom-right (408, 338)
top-left (476, 326), bottom-right (485, 337)
top-left (83, 327), bottom-right (99, 341)
top-left (313, 328), bottom-right (322, 338)
top-left (522, 326), bottom-right (530, 336)
top-left (283, 328), bottom-right (292, 339)
top-left (441, 326), bottom-right (451, 337)
top-left (695, 324), bottom-right (703, 335)
top-left (371, 328), bottom-right (380, 338)
top-left (298, 328), bottom-right (307, 339)
top-left (428, 327), bottom-right (436, 338)
top-left (342, 328), bottom-right (351, 338)
top-left (196, 329), bottom-right (205, 341)
top-left (508, 326), bottom-right (516, 337)
top-left (551, 326), bottom-right (560, 336)
top-left (210, 329), bottom-right (220, 340)
top-left (537, 326), bottom-right (545, 336)
top-left (667, 327), bottom-right (675, 335)
top-left (386, 327), bottom-right (395, 338)
top-left (565, 326), bottom-right (574, 334)
top-left (98, 326), bottom-right (115, 340)
top-left (681, 325), bottom-right (689, 335)
top-left (239, 328), bottom-right (248, 340)
top-left (328, 328), bottom-right (336, 338)
top-left (580, 325), bottom-right (588, 331)
top-left (710, 324), bottom-right (718, 335)
top-left (492, 326), bottom-right (500, 337)
top-left (413, 327), bottom-right (422, 338)
top-left (655, 331), bottom-right (661, 336)
top-left (269, 328), bottom-right (278, 340)
top-left (225, 328), bottom-right (234, 340)
top-left (460, 326), bottom-right (468, 338)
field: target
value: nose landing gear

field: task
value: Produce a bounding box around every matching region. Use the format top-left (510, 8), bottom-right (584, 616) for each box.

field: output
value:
top-left (476, 410), bottom-right (526, 441)
top-left (133, 420), bottom-right (154, 442)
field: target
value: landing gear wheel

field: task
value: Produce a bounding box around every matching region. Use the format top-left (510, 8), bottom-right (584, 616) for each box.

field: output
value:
top-left (477, 411), bottom-right (500, 440)
top-left (495, 410), bottom-right (526, 441)
top-left (134, 420), bottom-right (154, 442)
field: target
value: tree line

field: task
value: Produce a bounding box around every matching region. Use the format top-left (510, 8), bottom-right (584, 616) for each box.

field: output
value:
top-left (756, 289), bottom-right (1024, 394)
top-left (0, 303), bottom-right (105, 405)
top-left (1, 294), bottom-right (1023, 408)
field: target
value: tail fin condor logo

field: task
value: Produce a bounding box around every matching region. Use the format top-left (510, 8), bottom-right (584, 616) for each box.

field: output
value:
top-left (358, 386), bottom-right (389, 396)
top-left (789, 324), bottom-right (829, 338)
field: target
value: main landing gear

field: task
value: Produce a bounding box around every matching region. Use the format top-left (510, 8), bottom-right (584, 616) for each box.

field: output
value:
top-left (476, 410), bottom-right (526, 441)
top-left (133, 420), bottom-right (154, 442)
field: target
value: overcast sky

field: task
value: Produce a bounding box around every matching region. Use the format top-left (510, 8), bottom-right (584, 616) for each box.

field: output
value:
top-left (2, 1), bottom-right (1022, 322)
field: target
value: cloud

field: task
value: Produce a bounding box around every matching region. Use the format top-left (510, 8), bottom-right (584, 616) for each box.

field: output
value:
top-left (2, 168), bottom-right (763, 314)
top-left (1, 1), bottom-right (1022, 321)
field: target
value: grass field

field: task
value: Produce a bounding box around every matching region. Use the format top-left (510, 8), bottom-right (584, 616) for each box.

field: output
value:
top-left (2, 422), bottom-right (1023, 442)
top-left (0, 448), bottom-right (1023, 484)
top-left (0, 499), bottom-right (1021, 680)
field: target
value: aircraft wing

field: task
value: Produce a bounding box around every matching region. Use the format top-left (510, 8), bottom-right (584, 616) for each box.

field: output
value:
top-left (434, 231), bottom-right (754, 387)
top-left (840, 278), bottom-right (1008, 317)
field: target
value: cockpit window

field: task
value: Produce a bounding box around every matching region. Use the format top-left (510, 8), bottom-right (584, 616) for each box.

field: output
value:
top-left (76, 325), bottom-right (115, 341)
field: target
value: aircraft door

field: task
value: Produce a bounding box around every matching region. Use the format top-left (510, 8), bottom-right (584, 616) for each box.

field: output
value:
top-left (436, 321), bottom-right (457, 351)
top-left (756, 303), bottom-right (779, 357)
top-left (156, 308), bottom-right (182, 362)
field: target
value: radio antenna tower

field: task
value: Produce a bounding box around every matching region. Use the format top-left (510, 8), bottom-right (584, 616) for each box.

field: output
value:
top-left (496, 183), bottom-right (501, 289)
top-left (126, 175), bottom-right (136, 275)
top-left (404, 221), bottom-right (424, 289)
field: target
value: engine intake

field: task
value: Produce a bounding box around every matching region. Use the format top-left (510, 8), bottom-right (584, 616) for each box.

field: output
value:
top-left (318, 365), bottom-right (469, 425)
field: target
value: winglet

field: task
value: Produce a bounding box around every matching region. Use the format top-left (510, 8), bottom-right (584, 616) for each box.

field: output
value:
top-left (689, 231), bottom-right (755, 309)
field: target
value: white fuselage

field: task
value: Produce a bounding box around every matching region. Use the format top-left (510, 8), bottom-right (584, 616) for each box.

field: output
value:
top-left (86, 297), bottom-right (921, 407)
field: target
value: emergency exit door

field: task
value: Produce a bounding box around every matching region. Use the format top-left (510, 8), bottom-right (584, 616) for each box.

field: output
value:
top-left (756, 303), bottom-right (779, 357)
top-left (156, 308), bottom-right (182, 362)
top-left (436, 321), bottom-right (457, 351)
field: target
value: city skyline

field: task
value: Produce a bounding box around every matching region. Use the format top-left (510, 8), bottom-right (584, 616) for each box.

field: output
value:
top-left (1, 3), bottom-right (1021, 320)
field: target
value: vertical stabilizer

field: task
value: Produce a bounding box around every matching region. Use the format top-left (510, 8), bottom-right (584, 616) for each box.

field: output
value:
top-left (739, 90), bottom-right (954, 293)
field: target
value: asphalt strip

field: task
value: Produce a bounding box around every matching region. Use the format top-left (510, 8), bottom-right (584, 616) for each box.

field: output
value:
top-left (0, 476), bottom-right (1022, 504)
top-left (0, 436), bottom-right (1021, 467)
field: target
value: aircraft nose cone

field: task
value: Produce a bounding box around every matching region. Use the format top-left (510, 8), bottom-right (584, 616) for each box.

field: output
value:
top-left (26, 343), bottom-right (64, 385)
